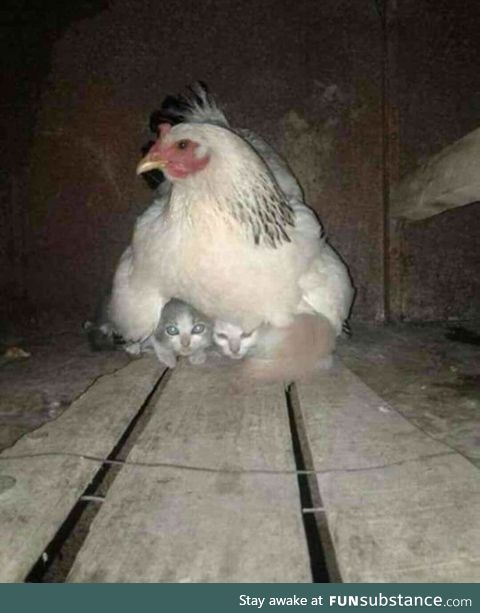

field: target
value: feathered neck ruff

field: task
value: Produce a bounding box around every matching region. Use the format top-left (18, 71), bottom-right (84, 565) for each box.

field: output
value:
top-left (167, 124), bottom-right (295, 248)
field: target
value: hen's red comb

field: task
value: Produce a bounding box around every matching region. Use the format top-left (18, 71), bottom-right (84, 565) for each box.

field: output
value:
top-left (158, 123), bottom-right (172, 138)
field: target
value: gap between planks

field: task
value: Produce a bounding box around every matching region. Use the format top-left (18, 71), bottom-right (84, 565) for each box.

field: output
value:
top-left (294, 359), bottom-right (480, 583)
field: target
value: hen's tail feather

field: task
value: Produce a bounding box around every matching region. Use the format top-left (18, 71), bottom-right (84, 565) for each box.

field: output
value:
top-left (243, 314), bottom-right (336, 382)
top-left (150, 82), bottom-right (229, 131)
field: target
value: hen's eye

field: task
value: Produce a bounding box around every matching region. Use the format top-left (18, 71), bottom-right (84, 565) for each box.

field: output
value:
top-left (165, 325), bottom-right (179, 336)
top-left (192, 324), bottom-right (205, 334)
top-left (176, 140), bottom-right (189, 150)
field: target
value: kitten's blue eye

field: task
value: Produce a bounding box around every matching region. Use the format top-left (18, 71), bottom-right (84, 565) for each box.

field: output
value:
top-left (165, 325), bottom-right (179, 336)
top-left (192, 324), bottom-right (205, 334)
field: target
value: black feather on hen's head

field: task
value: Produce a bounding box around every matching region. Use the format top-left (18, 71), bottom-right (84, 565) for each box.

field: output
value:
top-left (150, 95), bottom-right (188, 128)
top-left (149, 82), bottom-right (211, 131)
top-left (151, 82), bottom-right (228, 131)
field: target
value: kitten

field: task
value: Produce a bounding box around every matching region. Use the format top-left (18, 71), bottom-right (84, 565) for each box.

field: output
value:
top-left (213, 320), bottom-right (259, 360)
top-left (145, 299), bottom-right (213, 368)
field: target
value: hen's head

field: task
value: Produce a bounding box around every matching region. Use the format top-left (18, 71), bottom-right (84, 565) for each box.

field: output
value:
top-left (136, 122), bottom-right (228, 181)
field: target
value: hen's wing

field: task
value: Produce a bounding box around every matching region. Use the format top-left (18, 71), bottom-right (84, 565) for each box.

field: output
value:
top-left (238, 128), bottom-right (323, 239)
top-left (109, 185), bottom-right (171, 341)
top-left (297, 243), bottom-right (354, 335)
top-left (237, 129), bottom-right (353, 333)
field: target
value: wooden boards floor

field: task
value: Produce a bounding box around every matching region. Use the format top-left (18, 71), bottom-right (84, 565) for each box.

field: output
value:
top-left (296, 360), bottom-right (480, 582)
top-left (67, 363), bottom-right (311, 582)
top-left (2, 354), bottom-right (478, 583)
top-left (0, 358), bottom-right (163, 582)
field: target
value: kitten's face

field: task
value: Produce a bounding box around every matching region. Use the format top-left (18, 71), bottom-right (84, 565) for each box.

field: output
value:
top-left (158, 300), bottom-right (212, 356)
top-left (213, 320), bottom-right (258, 360)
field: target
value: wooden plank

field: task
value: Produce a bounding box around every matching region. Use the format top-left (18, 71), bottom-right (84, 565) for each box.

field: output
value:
top-left (0, 357), bottom-right (163, 582)
top-left (391, 126), bottom-right (480, 220)
top-left (68, 363), bottom-right (311, 583)
top-left (296, 360), bottom-right (480, 582)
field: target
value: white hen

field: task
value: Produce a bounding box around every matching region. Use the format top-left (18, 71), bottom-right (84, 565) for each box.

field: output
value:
top-left (109, 85), bottom-right (354, 375)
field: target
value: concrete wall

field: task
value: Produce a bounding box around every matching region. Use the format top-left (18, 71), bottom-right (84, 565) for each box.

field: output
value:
top-left (7, 0), bottom-right (384, 324)
top-left (0, 5), bottom-right (57, 321)
top-left (394, 0), bottom-right (480, 321)
top-left (2, 0), bottom-right (480, 326)
top-left (0, 1), bottom-right (109, 322)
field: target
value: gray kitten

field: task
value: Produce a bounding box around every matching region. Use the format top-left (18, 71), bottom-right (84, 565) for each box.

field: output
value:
top-left (140, 299), bottom-right (213, 368)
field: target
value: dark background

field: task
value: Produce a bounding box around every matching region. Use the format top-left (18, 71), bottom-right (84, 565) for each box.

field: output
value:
top-left (1, 0), bottom-right (479, 326)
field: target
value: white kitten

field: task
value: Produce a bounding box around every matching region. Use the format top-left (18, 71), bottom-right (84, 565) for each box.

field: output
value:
top-left (213, 320), bottom-right (259, 360)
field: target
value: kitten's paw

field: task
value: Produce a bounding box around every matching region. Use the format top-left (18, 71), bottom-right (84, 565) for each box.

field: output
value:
top-left (159, 354), bottom-right (177, 369)
top-left (189, 350), bottom-right (207, 365)
top-left (125, 342), bottom-right (142, 357)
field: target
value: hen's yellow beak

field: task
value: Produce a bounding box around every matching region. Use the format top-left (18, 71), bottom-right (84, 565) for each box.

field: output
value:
top-left (136, 154), bottom-right (166, 175)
